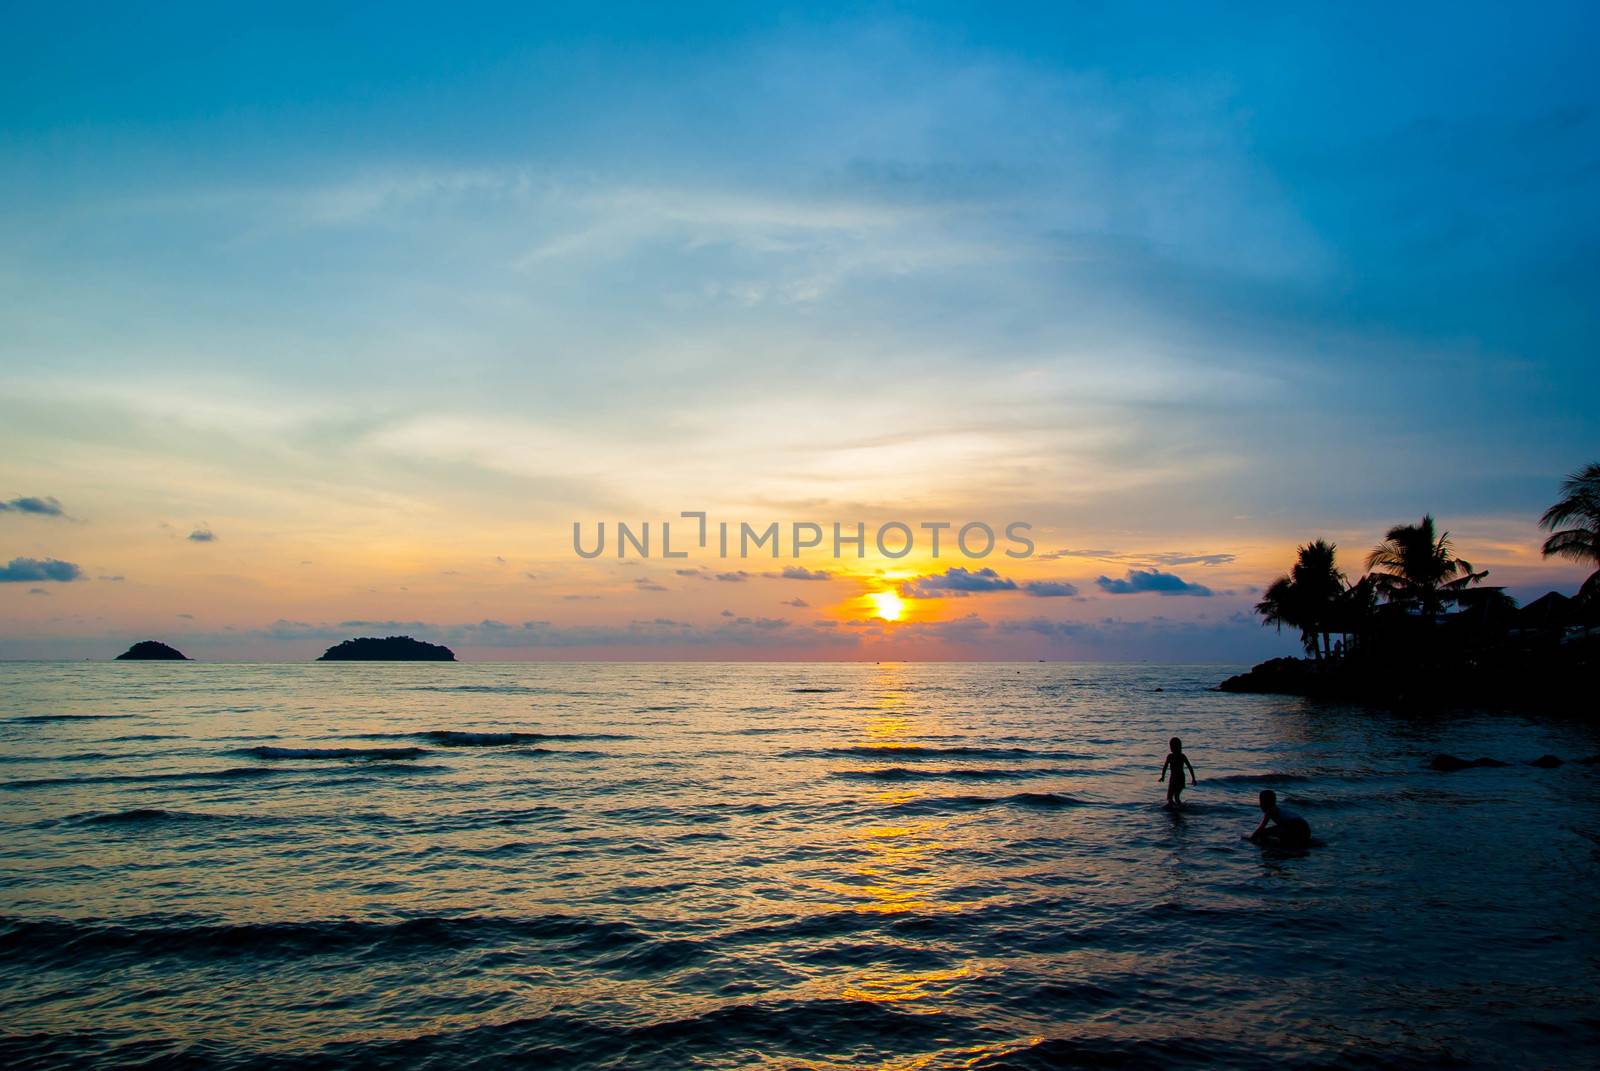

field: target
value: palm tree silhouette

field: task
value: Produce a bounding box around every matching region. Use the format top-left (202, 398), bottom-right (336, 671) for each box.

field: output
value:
top-left (1539, 462), bottom-right (1600, 603)
top-left (1256, 574), bottom-right (1316, 657)
top-left (1365, 515), bottom-right (1485, 618)
top-left (1256, 540), bottom-right (1347, 658)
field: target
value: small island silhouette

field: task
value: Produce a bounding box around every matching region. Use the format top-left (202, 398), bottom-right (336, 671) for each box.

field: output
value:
top-left (115, 640), bottom-right (190, 661)
top-left (317, 635), bottom-right (456, 661)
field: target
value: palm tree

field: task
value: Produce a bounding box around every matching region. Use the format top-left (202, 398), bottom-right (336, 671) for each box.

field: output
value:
top-left (1365, 515), bottom-right (1485, 617)
top-left (1539, 462), bottom-right (1600, 602)
top-left (1256, 574), bottom-right (1317, 657)
top-left (1256, 540), bottom-right (1348, 659)
top-left (1327, 572), bottom-right (1378, 656)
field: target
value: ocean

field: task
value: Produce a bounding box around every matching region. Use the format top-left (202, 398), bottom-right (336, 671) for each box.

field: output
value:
top-left (1, 661), bottom-right (1597, 1069)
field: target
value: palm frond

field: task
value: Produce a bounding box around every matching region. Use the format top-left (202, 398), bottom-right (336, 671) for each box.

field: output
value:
top-left (1541, 527), bottom-right (1600, 565)
top-left (1539, 463), bottom-right (1600, 531)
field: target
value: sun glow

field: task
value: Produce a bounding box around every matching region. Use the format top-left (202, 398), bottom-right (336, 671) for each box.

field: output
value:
top-left (869, 591), bottom-right (905, 621)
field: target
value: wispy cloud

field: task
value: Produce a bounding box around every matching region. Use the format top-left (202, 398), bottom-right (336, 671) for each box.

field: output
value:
top-left (1039, 548), bottom-right (1235, 568)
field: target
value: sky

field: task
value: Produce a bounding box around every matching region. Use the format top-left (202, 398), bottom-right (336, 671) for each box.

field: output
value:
top-left (1, 2), bottom-right (1597, 660)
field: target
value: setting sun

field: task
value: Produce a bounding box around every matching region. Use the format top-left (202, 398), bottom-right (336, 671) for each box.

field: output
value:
top-left (869, 591), bottom-right (905, 621)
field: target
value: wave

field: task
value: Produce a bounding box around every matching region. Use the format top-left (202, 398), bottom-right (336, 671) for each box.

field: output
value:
top-left (789, 686), bottom-right (842, 693)
top-left (832, 766), bottom-right (1067, 782)
top-left (307, 996), bottom-right (981, 1068)
top-left (2, 767), bottom-right (282, 791)
top-left (785, 745), bottom-right (1066, 760)
top-left (424, 731), bottom-right (583, 747)
top-left (1207, 773), bottom-right (1311, 785)
top-left (235, 746), bottom-right (428, 761)
top-left (6, 714), bottom-right (137, 723)
top-left (0, 912), bottom-right (684, 970)
top-left (407, 684), bottom-right (590, 695)
top-left (0, 751), bottom-right (117, 764)
top-left (73, 808), bottom-right (215, 826)
top-left (891, 791), bottom-right (1091, 813)
top-left (970, 1034), bottom-right (1272, 1070)
top-left (2, 761), bottom-right (452, 792)
top-left (357, 730), bottom-right (632, 747)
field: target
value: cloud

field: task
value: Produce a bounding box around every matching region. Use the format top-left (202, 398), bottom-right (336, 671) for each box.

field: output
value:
top-left (767, 566), bottom-right (831, 580)
top-left (1023, 580), bottom-right (1079, 597)
top-left (188, 527), bottom-right (218, 542)
top-left (895, 612), bottom-right (991, 642)
top-left (1095, 569), bottom-right (1213, 596)
top-left (176, 612), bottom-right (194, 619)
top-left (28, 587), bottom-right (50, 596)
top-left (98, 575), bottom-right (125, 582)
top-left (720, 609), bottom-right (734, 616)
top-left (675, 568), bottom-right (704, 577)
top-left (998, 617), bottom-right (1087, 638)
top-left (634, 577), bottom-right (668, 592)
top-left (436, 615), bottom-right (855, 650)
top-left (780, 597), bottom-right (810, 607)
top-left (1039, 548), bottom-right (1235, 567)
top-left (715, 571), bottom-right (750, 582)
top-left (0, 557), bottom-right (83, 583)
top-left (338, 619), bottom-right (432, 630)
top-left (1036, 548), bottom-right (1119, 561)
top-left (0, 496), bottom-right (65, 517)
top-left (1147, 552), bottom-right (1237, 567)
top-left (900, 566), bottom-right (1017, 598)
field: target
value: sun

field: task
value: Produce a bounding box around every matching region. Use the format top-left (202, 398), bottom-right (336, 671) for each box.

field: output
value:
top-left (869, 591), bottom-right (905, 621)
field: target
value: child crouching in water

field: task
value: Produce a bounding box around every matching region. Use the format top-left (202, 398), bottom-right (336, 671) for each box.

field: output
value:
top-left (1159, 736), bottom-right (1197, 810)
top-left (1249, 789), bottom-right (1312, 848)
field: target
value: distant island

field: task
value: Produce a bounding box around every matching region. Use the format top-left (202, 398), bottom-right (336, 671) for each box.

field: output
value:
top-left (115, 640), bottom-right (190, 661)
top-left (317, 635), bottom-right (456, 661)
top-left (1222, 462), bottom-right (1599, 711)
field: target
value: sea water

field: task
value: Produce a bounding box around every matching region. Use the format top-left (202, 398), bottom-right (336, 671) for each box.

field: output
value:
top-left (1, 662), bottom-right (1597, 1068)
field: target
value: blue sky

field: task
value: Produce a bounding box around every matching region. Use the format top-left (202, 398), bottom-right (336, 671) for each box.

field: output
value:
top-left (1, 3), bottom-right (1596, 659)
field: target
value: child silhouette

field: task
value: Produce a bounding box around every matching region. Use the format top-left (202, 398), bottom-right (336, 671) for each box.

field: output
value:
top-left (1159, 736), bottom-right (1197, 810)
top-left (1249, 789), bottom-right (1311, 848)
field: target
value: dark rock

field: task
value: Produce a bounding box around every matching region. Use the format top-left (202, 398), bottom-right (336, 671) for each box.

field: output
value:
top-left (114, 640), bottom-right (189, 661)
top-left (1428, 754), bottom-right (1509, 772)
top-left (1218, 657), bottom-right (1318, 695)
top-left (317, 635), bottom-right (456, 662)
top-left (1529, 754), bottom-right (1564, 768)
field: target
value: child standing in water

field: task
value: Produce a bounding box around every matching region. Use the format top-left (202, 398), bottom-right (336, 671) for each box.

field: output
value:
top-left (1159, 736), bottom-right (1198, 810)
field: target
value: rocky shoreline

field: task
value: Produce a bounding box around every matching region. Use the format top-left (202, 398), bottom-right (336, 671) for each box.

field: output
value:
top-left (1219, 639), bottom-right (1595, 713)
